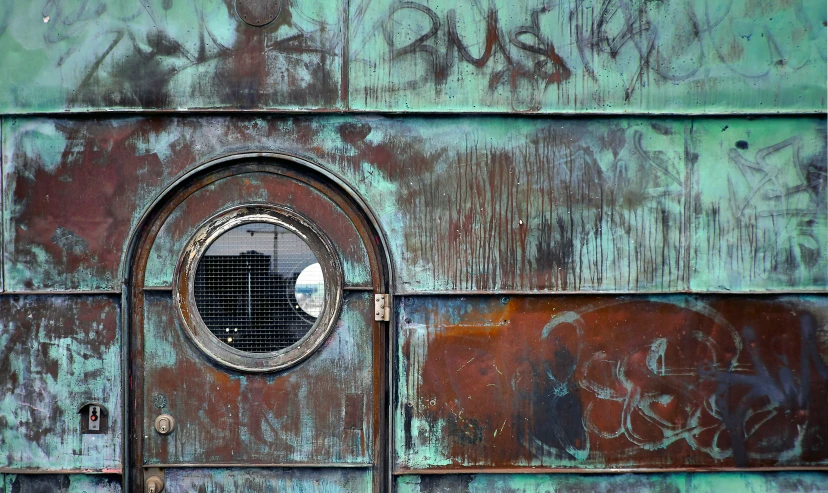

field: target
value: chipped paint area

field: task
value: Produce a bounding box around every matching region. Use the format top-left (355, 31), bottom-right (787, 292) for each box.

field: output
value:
top-left (349, 0), bottom-right (827, 113)
top-left (0, 1), bottom-right (824, 113)
top-left (142, 291), bottom-right (373, 465)
top-left (0, 295), bottom-right (121, 471)
top-left (3, 115), bottom-right (825, 293)
top-left (4, 474), bottom-right (122, 492)
top-left (396, 472), bottom-right (828, 493)
top-left (396, 295), bottom-right (828, 470)
top-left (144, 171), bottom-right (373, 288)
top-left (0, 0), bottom-right (342, 112)
top-left (163, 467), bottom-right (371, 492)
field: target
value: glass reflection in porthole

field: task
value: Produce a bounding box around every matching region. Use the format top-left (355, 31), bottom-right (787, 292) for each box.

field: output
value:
top-left (295, 263), bottom-right (324, 317)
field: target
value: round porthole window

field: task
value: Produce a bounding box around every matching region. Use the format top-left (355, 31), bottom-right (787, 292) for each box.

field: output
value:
top-left (174, 205), bottom-right (342, 372)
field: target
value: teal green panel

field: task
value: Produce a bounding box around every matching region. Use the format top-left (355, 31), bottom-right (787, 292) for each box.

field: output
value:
top-left (3, 115), bottom-right (824, 292)
top-left (349, 0), bottom-right (827, 113)
top-left (0, 295), bottom-right (121, 472)
top-left (396, 472), bottom-right (828, 493)
top-left (164, 468), bottom-right (370, 492)
top-left (690, 118), bottom-right (828, 290)
top-left (0, 0), bottom-right (343, 113)
top-left (4, 474), bottom-right (121, 492)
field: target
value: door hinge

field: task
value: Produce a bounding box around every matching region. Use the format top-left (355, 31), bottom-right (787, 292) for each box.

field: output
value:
top-left (374, 294), bottom-right (391, 322)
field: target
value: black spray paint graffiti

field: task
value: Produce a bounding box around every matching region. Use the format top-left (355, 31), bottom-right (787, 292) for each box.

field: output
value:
top-left (380, 2), bottom-right (571, 110)
top-left (573, 0), bottom-right (827, 101)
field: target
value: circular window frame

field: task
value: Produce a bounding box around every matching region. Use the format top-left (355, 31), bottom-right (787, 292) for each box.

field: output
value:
top-left (173, 204), bottom-right (343, 372)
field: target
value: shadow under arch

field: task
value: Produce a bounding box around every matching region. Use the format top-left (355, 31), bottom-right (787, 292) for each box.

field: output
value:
top-left (118, 151), bottom-right (394, 492)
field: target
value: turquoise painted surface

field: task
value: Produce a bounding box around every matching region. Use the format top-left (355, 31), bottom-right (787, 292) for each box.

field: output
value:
top-left (0, 0), bottom-right (823, 113)
top-left (0, 0), bottom-right (343, 112)
top-left (396, 472), bottom-right (828, 493)
top-left (350, 0), bottom-right (827, 113)
top-left (3, 474), bottom-right (121, 492)
top-left (3, 116), bottom-right (825, 293)
top-left (0, 295), bottom-right (121, 471)
top-left (163, 468), bottom-right (371, 492)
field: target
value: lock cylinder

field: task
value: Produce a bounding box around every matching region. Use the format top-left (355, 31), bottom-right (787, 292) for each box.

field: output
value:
top-left (154, 414), bottom-right (176, 435)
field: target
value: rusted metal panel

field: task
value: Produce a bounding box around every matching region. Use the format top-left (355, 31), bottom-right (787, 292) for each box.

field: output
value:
top-left (163, 467), bottom-right (371, 492)
top-left (144, 171), bottom-right (372, 288)
top-left (396, 472), bottom-right (828, 493)
top-left (0, 1), bottom-right (343, 113)
top-left (0, 295), bottom-right (121, 472)
top-left (3, 116), bottom-right (824, 293)
top-left (349, 0), bottom-right (827, 113)
top-left (0, 1), bottom-right (824, 113)
top-left (142, 291), bottom-right (373, 465)
top-left (3, 474), bottom-right (121, 492)
top-left (396, 295), bottom-right (828, 470)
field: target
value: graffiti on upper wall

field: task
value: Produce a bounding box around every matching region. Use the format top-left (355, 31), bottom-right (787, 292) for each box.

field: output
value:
top-left (350, 0), bottom-right (827, 111)
top-left (396, 295), bottom-right (828, 469)
top-left (0, 0), bottom-right (824, 112)
top-left (0, 0), bottom-right (342, 111)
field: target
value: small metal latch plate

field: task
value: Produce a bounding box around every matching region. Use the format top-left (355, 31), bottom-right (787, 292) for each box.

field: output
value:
top-left (374, 294), bottom-right (391, 322)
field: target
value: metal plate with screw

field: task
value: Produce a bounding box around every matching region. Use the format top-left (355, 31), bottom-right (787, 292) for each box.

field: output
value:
top-left (154, 414), bottom-right (176, 435)
top-left (235, 0), bottom-right (281, 26)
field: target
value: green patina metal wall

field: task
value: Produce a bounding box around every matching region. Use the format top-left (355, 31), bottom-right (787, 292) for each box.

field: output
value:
top-left (0, 0), bottom-right (825, 491)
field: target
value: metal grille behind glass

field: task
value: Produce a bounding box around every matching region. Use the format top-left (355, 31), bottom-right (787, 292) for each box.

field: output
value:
top-left (194, 222), bottom-right (325, 353)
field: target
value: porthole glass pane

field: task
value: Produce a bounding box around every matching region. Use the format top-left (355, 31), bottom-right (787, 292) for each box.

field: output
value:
top-left (193, 222), bottom-right (323, 353)
top-left (295, 263), bottom-right (324, 317)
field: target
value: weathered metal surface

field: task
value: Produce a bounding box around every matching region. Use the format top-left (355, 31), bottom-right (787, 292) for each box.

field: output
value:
top-left (141, 291), bottom-right (374, 465)
top-left (396, 295), bottom-right (828, 469)
top-left (0, 295), bottom-right (121, 471)
top-left (396, 472), bottom-right (828, 493)
top-left (145, 171), bottom-right (372, 288)
top-left (349, 0), bottom-right (827, 113)
top-left (0, 1), bottom-right (824, 113)
top-left (163, 467), bottom-right (371, 492)
top-left (0, 1), bottom-right (343, 112)
top-left (4, 115), bottom-right (825, 293)
top-left (3, 474), bottom-right (122, 493)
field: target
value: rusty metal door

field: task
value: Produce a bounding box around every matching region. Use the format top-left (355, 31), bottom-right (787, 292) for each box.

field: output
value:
top-left (128, 156), bottom-right (389, 492)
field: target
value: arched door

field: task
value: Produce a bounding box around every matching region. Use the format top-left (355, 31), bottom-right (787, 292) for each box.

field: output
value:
top-left (128, 155), bottom-right (390, 492)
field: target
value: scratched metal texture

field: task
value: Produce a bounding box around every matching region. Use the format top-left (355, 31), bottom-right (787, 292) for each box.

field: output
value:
top-left (0, 0), bottom-right (343, 113)
top-left (162, 467), bottom-right (371, 492)
top-left (0, 1), bottom-right (824, 113)
top-left (395, 472), bottom-right (828, 493)
top-left (145, 171), bottom-right (372, 287)
top-left (396, 295), bottom-right (828, 469)
top-left (349, 0), bottom-right (827, 113)
top-left (0, 295), bottom-right (121, 472)
top-left (3, 115), bottom-right (825, 293)
top-left (3, 474), bottom-right (122, 493)
top-left (142, 290), bottom-right (373, 465)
